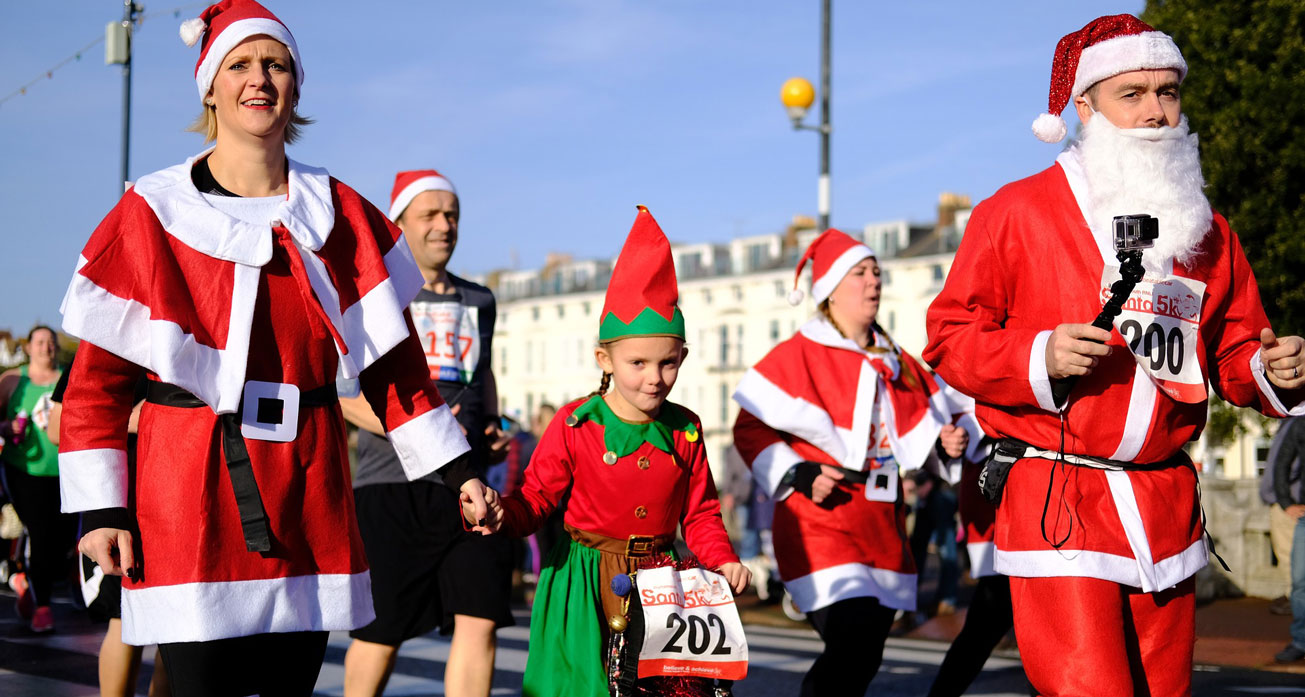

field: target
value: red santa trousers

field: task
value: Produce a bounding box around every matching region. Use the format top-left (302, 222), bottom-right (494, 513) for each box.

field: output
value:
top-left (1010, 575), bottom-right (1194, 697)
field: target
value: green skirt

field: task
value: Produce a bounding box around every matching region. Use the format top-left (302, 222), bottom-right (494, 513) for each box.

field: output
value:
top-left (522, 535), bottom-right (607, 697)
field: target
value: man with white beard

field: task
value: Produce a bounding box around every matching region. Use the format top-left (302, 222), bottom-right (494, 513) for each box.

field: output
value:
top-left (924, 14), bottom-right (1305, 696)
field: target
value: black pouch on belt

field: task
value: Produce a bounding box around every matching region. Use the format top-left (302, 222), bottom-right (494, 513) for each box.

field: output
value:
top-left (978, 439), bottom-right (1025, 505)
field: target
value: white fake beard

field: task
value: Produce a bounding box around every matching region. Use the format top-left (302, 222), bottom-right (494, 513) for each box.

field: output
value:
top-left (1073, 113), bottom-right (1213, 266)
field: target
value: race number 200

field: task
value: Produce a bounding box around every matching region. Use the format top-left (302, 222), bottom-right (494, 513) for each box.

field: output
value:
top-left (636, 567), bottom-right (748, 680)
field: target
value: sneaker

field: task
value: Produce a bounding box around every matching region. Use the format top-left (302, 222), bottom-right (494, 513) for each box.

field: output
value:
top-left (29, 606), bottom-right (53, 633)
top-left (1269, 595), bottom-right (1292, 616)
top-left (10, 572), bottom-right (33, 621)
top-left (1274, 643), bottom-right (1305, 663)
top-left (936, 600), bottom-right (958, 616)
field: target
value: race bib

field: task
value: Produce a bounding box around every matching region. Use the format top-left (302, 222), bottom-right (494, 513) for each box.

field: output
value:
top-left (636, 567), bottom-right (748, 681)
top-left (863, 417), bottom-right (898, 502)
top-left (1100, 266), bottom-right (1207, 403)
top-left (411, 300), bottom-right (481, 385)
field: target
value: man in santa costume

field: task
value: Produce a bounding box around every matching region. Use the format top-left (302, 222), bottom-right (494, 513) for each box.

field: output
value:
top-left (925, 14), bottom-right (1305, 696)
top-left (733, 229), bottom-right (978, 696)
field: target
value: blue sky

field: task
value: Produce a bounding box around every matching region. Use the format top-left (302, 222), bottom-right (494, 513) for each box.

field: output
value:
top-left (0, 0), bottom-right (1143, 333)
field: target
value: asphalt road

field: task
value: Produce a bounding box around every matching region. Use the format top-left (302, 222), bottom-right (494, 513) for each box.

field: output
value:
top-left (2, 600), bottom-right (1303, 696)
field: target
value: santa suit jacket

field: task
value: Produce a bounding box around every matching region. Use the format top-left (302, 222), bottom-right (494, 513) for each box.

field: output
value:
top-left (499, 397), bottom-right (737, 570)
top-left (57, 152), bottom-right (469, 645)
top-left (924, 150), bottom-right (1303, 592)
top-left (732, 317), bottom-right (980, 613)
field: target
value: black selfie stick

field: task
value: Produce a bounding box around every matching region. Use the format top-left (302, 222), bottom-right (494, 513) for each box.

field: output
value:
top-left (1049, 247), bottom-right (1147, 406)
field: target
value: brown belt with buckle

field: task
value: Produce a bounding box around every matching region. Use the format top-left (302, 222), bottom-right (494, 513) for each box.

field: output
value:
top-left (563, 524), bottom-right (675, 627)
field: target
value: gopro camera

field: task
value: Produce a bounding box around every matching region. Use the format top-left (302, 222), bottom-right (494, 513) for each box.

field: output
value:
top-left (1113, 214), bottom-right (1159, 252)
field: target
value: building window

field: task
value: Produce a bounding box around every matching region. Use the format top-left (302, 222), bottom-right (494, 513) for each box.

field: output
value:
top-left (532, 306), bottom-right (540, 321)
top-left (719, 325), bottom-right (729, 367)
top-left (583, 301), bottom-right (591, 315)
top-left (719, 382), bottom-right (729, 424)
top-left (932, 264), bottom-right (944, 282)
top-left (557, 304), bottom-right (565, 318)
top-left (888, 310), bottom-right (896, 332)
top-left (681, 252), bottom-right (703, 277)
top-left (746, 243), bottom-right (768, 270)
top-left (732, 285), bottom-right (743, 301)
top-left (881, 269), bottom-right (891, 286)
top-left (703, 289), bottom-right (713, 305)
top-left (499, 347), bottom-right (507, 375)
top-left (775, 280), bottom-right (786, 297)
top-left (769, 320), bottom-right (780, 343)
top-left (735, 325), bottom-right (744, 366)
top-left (526, 341), bottom-right (533, 372)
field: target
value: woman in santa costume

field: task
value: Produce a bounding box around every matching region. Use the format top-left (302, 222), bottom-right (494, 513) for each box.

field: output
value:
top-left (58, 2), bottom-right (475, 694)
top-left (732, 229), bottom-right (971, 697)
top-left (490, 207), bottom-right (749, 697)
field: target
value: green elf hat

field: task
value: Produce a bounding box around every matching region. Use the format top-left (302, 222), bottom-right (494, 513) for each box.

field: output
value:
top-left (598, 206), bottom-right (686, 342)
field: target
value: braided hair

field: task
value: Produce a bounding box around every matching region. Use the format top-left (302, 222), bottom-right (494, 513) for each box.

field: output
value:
top-left (588, 372), bottom-right (612, 398)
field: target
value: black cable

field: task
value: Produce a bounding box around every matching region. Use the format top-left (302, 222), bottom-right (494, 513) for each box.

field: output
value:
top-left (1050, 248), bottom-right (1146, 405)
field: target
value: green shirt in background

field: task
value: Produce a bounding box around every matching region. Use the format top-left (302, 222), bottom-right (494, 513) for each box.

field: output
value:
top-left (3, 364), bottom-right (61, 477)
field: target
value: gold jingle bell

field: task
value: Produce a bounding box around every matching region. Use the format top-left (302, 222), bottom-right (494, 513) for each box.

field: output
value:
top-left (608, 614), bottom-right (628, 632)
top-left (603, 451), bottom-right (618, 465)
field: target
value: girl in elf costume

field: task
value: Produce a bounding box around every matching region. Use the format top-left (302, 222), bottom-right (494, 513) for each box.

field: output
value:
top-left (484, 207), bottom-right (750, 697)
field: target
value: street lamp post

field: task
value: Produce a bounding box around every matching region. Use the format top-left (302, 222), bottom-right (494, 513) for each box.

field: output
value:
top-left (106, 1), bottom-right (143, 192)
top-left (779, 0), bottom-right (832, 231)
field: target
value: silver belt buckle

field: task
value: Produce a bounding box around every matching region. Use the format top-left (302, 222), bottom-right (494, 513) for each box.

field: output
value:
top-left (240, 381), bottom-right (301, 442)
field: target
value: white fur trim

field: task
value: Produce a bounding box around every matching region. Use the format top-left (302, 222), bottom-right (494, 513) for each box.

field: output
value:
top-left (333, 240), bottom-right (426, 380)
top-left (1028, 329), bottom-right (1062, 413)
top-left (810, 244), bottom-right (874, 304)
top-left (58, 448), bottom-right (128, 512)
top-left (386, 404), bottom-right (472, 480)
top-left (194, 17), bottom-right (303, 100)
top-left (61, 258), bottom-right (259, 415)
top-left (1108, 362), bottom-right (1157, 461)
top-left (133, 152), bottom-right (336, 266)
top-left (389, 175), bottom-right (457, 221)
top-left (1251, 350), bottom-right (1305, 417)
top-left (749, 441), bottom-right (805, 501)
top-left (967, 541), bottom-right (997, 579)
top-left (783, 562), bottom-right (917, 613)
top-left (1104, 470), bottom-right (1161, 591)
top-left (787, 288), bottom-right (806, 306)
top-left (179, 17), bottom-right (206, 47)
top-left (994, 537), bottom-right (1207, 590)
top-left (1032, 113), bottom-right (1068, 143)
top-left (120, 571), bottom-right (372, 645)
top-left (1072, 31), bottom-right (1186, 100)
top-left (732, 362), bottom-right (864, 469)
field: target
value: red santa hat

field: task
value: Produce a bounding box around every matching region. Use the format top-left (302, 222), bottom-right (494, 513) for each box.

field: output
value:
top-left (389, 169), bottom-right (458, 221)
top-left (789, 229), bottom-right (875, 306)
top-left (180, 0), bottom-right (304, 101)
top-left (1032, 14), bottom-right (1186, 143)
top-left (598, 206), bottom-right (685, 342)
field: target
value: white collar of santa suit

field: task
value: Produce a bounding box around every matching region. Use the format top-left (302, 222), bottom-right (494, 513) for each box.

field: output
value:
top-left (131, 147), bottom-right (336, 266)
top-left (734, 316), bottom-right (948, 472)
top-left (798, 315), bottom-right (902, 380)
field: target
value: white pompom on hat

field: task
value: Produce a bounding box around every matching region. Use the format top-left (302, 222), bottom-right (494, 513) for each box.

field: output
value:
top-left (1032, 14), bottom-right (1186, 143)
top-left (180, 0), bottom-right (304, 101)
top-left (389, 169), bottom-right (457, 222)
top-left (789, 229), bottom-right (875, 306)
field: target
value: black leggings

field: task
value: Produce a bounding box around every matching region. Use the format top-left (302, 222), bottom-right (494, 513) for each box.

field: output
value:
top-left (800, 596), bottom-right (897, 697)
top-left (2, 464), bottom-right (76, 606)
top-left (926, 574), bottom-right (1014, 697)
top-left (157, 631), bottom-right (329, 697)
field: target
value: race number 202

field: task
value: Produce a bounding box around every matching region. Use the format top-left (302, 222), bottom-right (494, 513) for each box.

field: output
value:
top-left (636, 567), bottom-right (748, 680)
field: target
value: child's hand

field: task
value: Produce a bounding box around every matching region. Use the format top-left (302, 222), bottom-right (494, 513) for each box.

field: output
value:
top-left (717, 562), bottom-right (752, 595)
top-left (459, 479), bottom-right (503, 535)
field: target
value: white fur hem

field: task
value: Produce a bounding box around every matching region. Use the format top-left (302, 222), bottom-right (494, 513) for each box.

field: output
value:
top-left (121, 571), bottom-right (371, 646)
top-left (994, 537), bottom-right (1207, 591)
top-left (1029, 330), bottom-right (1062, 413)
top-left (784, 562), bottom-right (916, 613)
top-left (1251, 351), bottom-right (1305, 417)
top-left (750, 441), bottom-right (804, 501)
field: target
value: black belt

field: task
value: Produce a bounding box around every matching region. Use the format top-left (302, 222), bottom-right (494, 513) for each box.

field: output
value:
top-left (144, 381), bottom-right (338, 553)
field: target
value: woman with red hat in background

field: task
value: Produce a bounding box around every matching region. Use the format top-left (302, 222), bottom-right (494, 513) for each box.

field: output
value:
top-left (56, 2), bottom-right (480, 694)
top-left (732, 229), bottom-right (978, 697)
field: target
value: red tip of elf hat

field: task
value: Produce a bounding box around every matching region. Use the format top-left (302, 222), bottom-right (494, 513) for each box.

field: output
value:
top-left (181, 0), bottom-right (304, 101)
top-left (789, 229), bottom-right (875, 306)
top-left (1032, 14), bottom-right (1186, 143)
top-left (598, 206), bottom-right (685, 342)
top-left (389, 169), bottom-right (457, 221)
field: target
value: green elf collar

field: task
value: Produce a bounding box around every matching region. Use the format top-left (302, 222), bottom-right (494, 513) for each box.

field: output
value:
top-left (568, 394), bottom-right (699, 458)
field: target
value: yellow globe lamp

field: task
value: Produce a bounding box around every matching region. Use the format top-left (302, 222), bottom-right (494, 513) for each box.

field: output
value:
top-left (780, 77), bottom-right (815, 123)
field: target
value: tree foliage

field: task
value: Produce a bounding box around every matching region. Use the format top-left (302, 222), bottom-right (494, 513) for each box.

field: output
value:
top-left (1143, 0), bottom-right (1305, 333)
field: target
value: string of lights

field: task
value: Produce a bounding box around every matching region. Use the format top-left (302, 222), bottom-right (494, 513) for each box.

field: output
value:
top-left (0, 2), bottom-right (209, 110)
